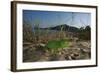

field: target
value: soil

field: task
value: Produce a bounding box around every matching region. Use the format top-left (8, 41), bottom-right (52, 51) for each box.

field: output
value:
top-left (23, 41), bottom-right (91, 62)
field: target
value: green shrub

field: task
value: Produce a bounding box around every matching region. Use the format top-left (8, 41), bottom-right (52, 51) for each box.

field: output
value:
top-left (45, 39), bottom-right (69, 55)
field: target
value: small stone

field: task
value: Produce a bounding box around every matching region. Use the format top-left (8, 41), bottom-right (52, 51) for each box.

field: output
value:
top-left (74, 53), bottom-right (79, 57)
top-left (70, 54), bottom-right (74, 57)
top-left (68, 56), bottom-right (72, 60)
top-left (76, 48), bottom-right (79, 50)
top-left (58, 52), bottom-right (62, 55)
top-left (71, 56), bottom-right (76, 60)
top-left (83, 49), bottom-right (90, 53)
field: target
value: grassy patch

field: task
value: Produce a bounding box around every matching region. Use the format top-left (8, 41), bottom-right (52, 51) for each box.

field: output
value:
top-left (45, 39), bottom-right (69, 50)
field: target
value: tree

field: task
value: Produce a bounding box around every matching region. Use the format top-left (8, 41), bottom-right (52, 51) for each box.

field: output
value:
top-left (84, 26), bottom-right (91, 40)
top-left (78, 26), bottom-right (91, 40)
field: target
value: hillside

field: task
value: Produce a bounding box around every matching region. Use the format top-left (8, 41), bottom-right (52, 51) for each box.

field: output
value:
top-left (40, 24), bottom-right (79, 33)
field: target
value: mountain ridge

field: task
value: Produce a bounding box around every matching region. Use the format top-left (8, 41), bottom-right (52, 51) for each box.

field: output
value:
top-left (40, 24), bottom-right (79, 33)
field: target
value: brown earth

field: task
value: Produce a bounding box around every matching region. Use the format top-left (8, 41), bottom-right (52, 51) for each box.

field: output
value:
top-left (23, 41), bottom-right (91, 62)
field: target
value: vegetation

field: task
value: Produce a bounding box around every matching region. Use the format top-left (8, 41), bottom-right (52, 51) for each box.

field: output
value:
top-left (45, 39), bottom-right (69, 55)
top-left (78, 26), bottom-right (91, 40)
top-left (23, 21), bottom-right (91, 62)
top-left (23, 21), bottom-right (34, 42)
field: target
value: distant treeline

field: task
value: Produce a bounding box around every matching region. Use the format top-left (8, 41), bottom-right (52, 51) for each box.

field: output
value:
top-left (23, 22), bottom-right (91, 43)
top-left (78, 26), bottom-right (91, 40)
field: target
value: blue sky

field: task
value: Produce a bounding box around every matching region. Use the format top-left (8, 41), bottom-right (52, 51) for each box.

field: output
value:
top-left (23, 10), bottom-right (91, 28)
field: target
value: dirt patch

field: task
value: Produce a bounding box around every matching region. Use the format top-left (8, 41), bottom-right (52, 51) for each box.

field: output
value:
top-left (23, 41), bottom-right (91, 62)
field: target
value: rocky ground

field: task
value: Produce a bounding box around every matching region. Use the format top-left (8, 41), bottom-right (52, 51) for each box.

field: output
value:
top-left (23, 41), bottom-right (91, 62)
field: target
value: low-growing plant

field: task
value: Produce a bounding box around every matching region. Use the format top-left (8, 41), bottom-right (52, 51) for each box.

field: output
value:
top-left (45, 39), bottom-right (70, 55)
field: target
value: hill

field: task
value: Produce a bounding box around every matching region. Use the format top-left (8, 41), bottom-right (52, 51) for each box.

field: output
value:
top-left (40, 24), bottom-right (79, 33)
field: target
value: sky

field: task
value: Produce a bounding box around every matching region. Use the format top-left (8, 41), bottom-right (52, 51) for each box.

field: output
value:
top-left (23, 10), bottom-right (91, 28)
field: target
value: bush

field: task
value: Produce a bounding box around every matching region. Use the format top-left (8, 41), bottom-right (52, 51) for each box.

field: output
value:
top-left (45, 39), bottom-right (69, 55)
